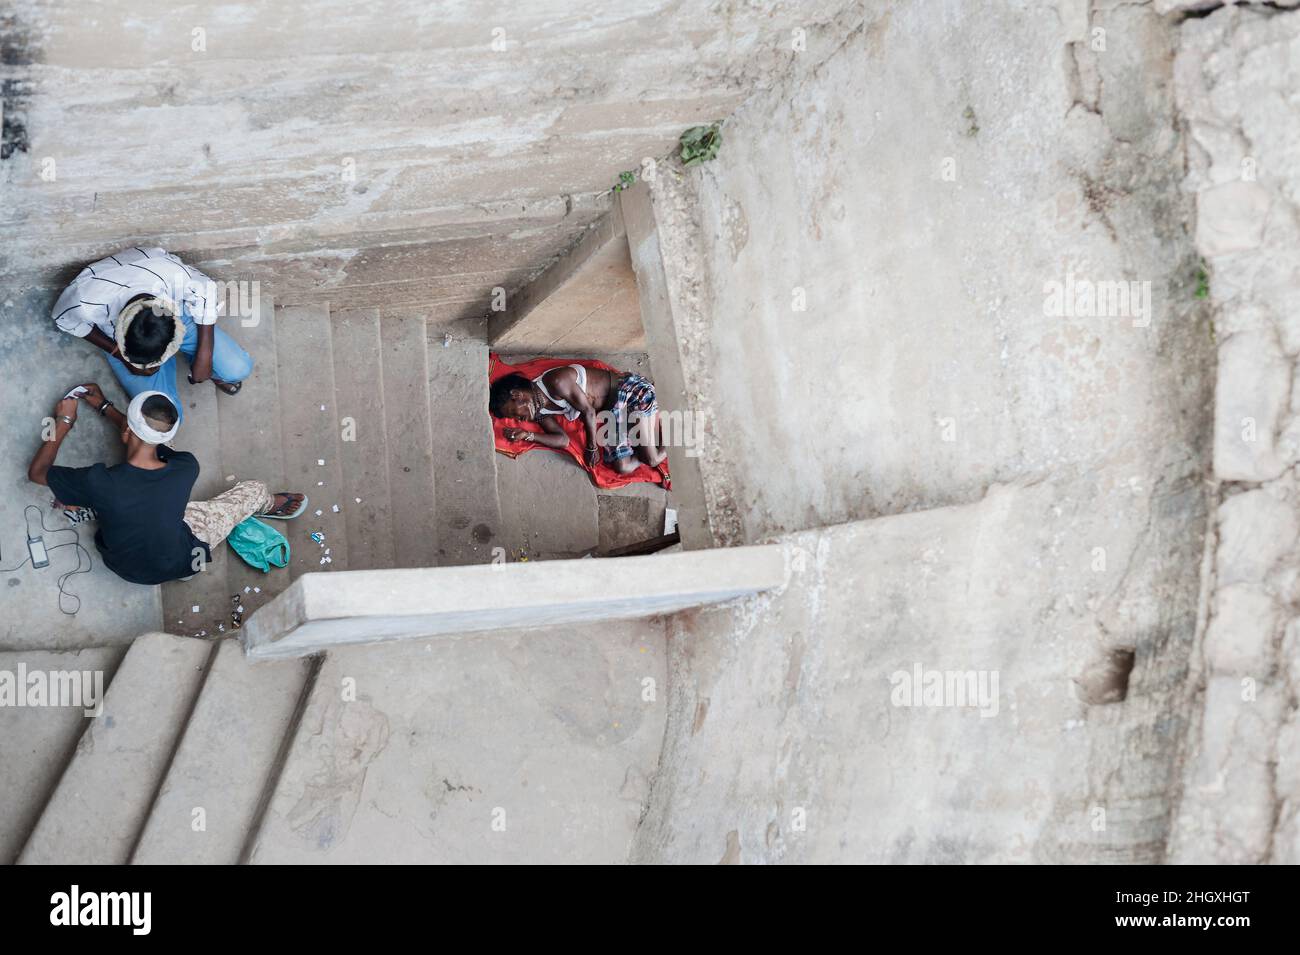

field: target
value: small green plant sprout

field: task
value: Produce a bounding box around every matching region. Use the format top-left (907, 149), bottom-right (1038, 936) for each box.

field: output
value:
top-left (612, 170), bottom-right (637, 192)
top-left (1194, 265), bottom-right (1210, 300)
top-left (679, 123), bottom-right (722, 166)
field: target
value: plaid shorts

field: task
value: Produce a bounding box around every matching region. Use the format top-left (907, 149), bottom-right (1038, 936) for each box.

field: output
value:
top-left (603, 374), bottom-right (658, 463)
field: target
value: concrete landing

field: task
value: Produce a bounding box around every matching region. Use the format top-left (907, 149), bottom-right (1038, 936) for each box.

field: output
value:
top-left (245, 618), bottom-right (667, 864)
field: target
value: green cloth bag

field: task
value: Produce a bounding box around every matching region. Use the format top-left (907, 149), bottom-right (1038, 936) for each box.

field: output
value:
top-left (226, 517), bottom-right (290, 573)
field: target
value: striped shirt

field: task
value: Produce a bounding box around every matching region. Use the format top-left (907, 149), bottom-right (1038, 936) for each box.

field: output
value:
top-left (51, 247), bottom-right (219, 338)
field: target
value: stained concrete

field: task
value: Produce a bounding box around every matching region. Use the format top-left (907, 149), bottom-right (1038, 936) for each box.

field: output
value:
top-left (245, 619), bottom-right (667, 864)
top-left (2, 0), bottom-right (863, 317)
top-left (0, 289), bottom-right (162, 649)
top-left (130, 639), bottom-right (313, 865)
top-left (629, 0), bottom-right (1215, 863)
top-left (18, 632), bottom-right (211, 865)
top-left (634, 481), bottom-right (1205, 864)
top-left (0, 645), bottom-right (125, 863)
top-left (1166, 5), bottom-right (1300, 865)
top-left (491, 213), bottom-right (644, 354)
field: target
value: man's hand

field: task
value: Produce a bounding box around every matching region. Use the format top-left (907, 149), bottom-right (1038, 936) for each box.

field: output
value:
top-left (503, 428), bottom-right (533, 443)
top-left (54, 397), bottom-right (78, 426)
top-left (76, 382), bottom-right (105, 405)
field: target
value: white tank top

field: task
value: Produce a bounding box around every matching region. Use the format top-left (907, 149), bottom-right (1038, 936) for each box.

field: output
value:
top-left (532, 364), bottom-right (587, 421)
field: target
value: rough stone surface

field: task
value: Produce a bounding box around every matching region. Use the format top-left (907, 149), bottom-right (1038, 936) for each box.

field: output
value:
top-left (130, 640), bottom-right (313, 865)
top-left (245, 620), bottom-right (666, 863)
top-left (644, 0), bottom-right (1209, 546)
top-left (18, 632), bottom-right (211, 865)
top-left (633, 483), bottom-right (1205, 864)
top-left (0, 290), bottom-right (162, 650)
top-left (0, 646), bottom-right (124, 863)
top-left (1169, 5), bottom-right (1300, 865)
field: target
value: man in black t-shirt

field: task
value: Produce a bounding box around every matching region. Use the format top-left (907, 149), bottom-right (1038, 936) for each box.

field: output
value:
top-left (28, 384), bottom-right (307, 586)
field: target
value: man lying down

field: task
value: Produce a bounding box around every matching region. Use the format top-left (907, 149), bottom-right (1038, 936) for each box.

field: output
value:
top-left (28, 383), bottom-right (308, 585)
top-left (489, 363), bottom-right (667, 475)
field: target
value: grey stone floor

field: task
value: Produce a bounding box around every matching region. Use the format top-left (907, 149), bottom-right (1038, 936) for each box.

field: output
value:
top-left (0, 286), bottom-right (162, 649)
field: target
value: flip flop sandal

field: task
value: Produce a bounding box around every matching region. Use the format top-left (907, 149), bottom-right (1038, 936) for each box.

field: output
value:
top-left (257, 493), bottom-right (309, 520)
top-left (188, 373), bottom-right (242, 395)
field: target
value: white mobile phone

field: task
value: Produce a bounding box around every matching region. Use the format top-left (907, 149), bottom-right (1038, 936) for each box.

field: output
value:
top-left (28, 536), bottom-right (49, 569)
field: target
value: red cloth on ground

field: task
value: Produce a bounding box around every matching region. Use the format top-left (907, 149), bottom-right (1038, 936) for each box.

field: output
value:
top-left (489, 353), bottom-right (670, 490)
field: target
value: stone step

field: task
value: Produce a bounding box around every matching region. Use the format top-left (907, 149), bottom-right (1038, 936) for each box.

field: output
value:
top-left (220, 293), bottom-right (292, 623)
top-left (161, 351), bottom-right (236, 638)
top-left (274, 304), bottom-right (351, 577)
top-left (243, 619), bottom-right (667, 863)
top-left (0, 646), bottom-right (127, 864)
top-left (330, 307), bottom-right (398, 570)
top-left (378, 308), bottom-right (438, 567)
top-left (425, 324), bottom-right (502, 565)
top-left (129, 639), bottom-right (316, 865)
top-left (17, 632), bottom-right (211, 865)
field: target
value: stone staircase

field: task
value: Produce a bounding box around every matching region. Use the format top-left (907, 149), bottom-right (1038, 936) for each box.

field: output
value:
top-left (160, 299), bottom-right (503, 640)
top-left (3, 294), bottom-right (674, 864)
top-left (6, 616), bottom-right (667, 864)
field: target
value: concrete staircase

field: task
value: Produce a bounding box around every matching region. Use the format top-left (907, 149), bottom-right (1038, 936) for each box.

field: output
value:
top-left (159, 300), bottom-right (503, 639)
top-left (8, 617), bottom-right (668, 864)
top-left (4, 296), bottom-right (675, 864)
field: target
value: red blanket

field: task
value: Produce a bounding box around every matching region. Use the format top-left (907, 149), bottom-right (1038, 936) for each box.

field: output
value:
top-left (489, 353), bottom-right (670, 490)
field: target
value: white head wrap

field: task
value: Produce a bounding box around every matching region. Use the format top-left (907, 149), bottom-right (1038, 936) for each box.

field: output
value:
top-left (126, 390), bottom-right (180, 445)
top-left (115, 296), bottom-right (185, 370)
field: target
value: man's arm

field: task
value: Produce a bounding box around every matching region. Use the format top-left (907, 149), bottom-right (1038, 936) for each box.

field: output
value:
top-left (559, 381), bottom-right (601, 467)
top-left (28, 398), bottom-right (77, 486)
top-left (532, 415), bottom-right (571, 449)
top-left (188, 323), bottom-right (215, 383)
top-left (75, 382), bottom-right (126, 430)
top-left (84, 327), bottom-right (121, 358)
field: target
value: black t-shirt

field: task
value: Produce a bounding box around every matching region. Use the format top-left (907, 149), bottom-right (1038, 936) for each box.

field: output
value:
top-left (46, 446), bottom-right (212, 585)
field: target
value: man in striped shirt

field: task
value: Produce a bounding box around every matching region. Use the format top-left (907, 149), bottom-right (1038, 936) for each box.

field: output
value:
top-left (50, 247), bottom-right (253, 422)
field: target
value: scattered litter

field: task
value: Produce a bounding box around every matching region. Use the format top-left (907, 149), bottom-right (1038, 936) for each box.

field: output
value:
top-left (254, 586), bottom-right (262, 593)
top-left (218, 624), bottom-right (225, 632)
top-left (243, 586), bottom-right (251, 594)
top-left (320, 557), bottom-right (327, 565)
top-left (443, 333), bottom-right (451, 348)
top-left (236, 605), bottom-right (245, 614)
top-left (225, 474), bottom-right (236, 482)
top-left (324, 548), bottom-right (331, 556)
top-left (314, 509), bottom-right (323, 516)
top-left (317, 459), bottom-right (325, 466)
top-left (331, 504), bottom-right (340, 513)
top-left (191, 605), bottom-right (200, 613)
top-left (320, 404), bottom-right (326, 411)
top-left (317, 481), bottom-right (324, 486)
top-left (310, 532), bottom-right (325, 544)
top-left (355, 497), bottom-right (362, 503)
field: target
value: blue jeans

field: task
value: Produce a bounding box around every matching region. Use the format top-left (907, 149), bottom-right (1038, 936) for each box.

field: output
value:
top-left (106, 315), bottom-right (253, 424)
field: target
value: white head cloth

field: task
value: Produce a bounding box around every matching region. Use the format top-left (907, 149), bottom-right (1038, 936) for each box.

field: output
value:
top-left (126, 390), bottom-right (179, 445)
top-left (115, 296), bottom-right (185, 370)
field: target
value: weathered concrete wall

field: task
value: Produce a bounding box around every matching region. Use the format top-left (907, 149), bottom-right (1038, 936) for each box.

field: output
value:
top-left (631, 0), bottom-right (1215, 863)
top-left (1, 0), bottom-right (862, 311)
top-left (643, 0), bottom-right (1209, 545)
top-left (1167, 5), bottom-right (1300, 865)
top-left (633, 482), bottom-right (1205, 864)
